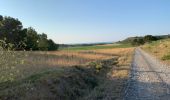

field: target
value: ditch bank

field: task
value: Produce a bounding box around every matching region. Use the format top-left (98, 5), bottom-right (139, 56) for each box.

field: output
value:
top-left (0, 57), bottom-right (129, 100)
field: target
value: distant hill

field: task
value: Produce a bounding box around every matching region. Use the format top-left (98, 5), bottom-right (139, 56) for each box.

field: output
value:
top-left (119, 36), bottom-right (143, 43)
top-left (120, 34), bottom-right (170, 43)
top-left (155, 34), bottom-right (170, 39)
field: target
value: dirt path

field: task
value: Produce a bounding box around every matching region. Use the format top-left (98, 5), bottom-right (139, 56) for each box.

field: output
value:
top-left (124, 48), bottom-right (170, 100)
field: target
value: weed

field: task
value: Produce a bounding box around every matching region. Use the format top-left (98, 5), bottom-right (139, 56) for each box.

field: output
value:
top-left (142, 39), bottom-right (170, 64)
top-left (162, 54), bottom-right (170, 60)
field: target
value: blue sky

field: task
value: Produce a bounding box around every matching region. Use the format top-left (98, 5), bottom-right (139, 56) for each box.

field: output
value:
top-left (0, 0), bottom-right (170, 44)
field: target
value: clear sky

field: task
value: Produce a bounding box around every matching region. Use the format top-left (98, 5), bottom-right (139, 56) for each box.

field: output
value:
top-left (0, 0), bottom-right (170, 44)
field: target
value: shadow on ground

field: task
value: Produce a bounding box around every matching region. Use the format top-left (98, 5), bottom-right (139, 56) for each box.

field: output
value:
top-left (125, 69), bottom-right (170, 100)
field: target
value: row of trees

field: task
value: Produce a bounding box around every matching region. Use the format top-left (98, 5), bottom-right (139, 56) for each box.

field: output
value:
top-left (131, 35), bottom-right (158, 46)
top-left (0, 15), bottom-right (59, 51)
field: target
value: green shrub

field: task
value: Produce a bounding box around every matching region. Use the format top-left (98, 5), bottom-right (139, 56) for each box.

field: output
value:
top-left (89, 62), bottom-right (102, 73)
top-left (161, 54), bottom-right (170, 60)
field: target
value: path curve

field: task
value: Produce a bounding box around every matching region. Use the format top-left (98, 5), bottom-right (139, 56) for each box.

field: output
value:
top-left (125, 48), bottom-right (170, 100)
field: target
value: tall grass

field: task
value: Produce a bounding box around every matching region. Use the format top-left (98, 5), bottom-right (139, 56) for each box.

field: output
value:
top-left (0, 47), bottom-right (134, 100)
top-left (0, 48), bottom-right (133, 82)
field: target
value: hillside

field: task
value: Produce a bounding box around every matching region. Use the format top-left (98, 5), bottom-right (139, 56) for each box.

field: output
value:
top-left (120, 35), bottom-right (170, 44)
top-left (141, 39), bottom-right (170, 65)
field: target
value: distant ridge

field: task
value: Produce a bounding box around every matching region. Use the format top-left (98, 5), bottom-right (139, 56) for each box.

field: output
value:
top-left (120, 34), bottom-right (170, 43)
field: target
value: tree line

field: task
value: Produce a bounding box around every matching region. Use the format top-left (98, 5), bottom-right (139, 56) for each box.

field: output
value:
top-left (120, 34), bottom-right (170, 46)
top-left (131, 35), bottom-right (159, 46)
top-left (0, 15), bottom-right (59, 51)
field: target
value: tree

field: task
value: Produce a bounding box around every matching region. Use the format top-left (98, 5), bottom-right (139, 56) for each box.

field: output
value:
top-left (25, 27), bottom-right (39, 50)
top-left (0, 15), bottom-right (3, 39)
top-left (131, 38), bottom-right (144, 46)
top-left (0, 15), bottom-right (3, 22)
top-left (138, 38), bottom-right (145, 45)
top-left (0, 15), bottom-right (59, 51)
top-left (14, 28), bottom-right (27, 50)
top-left (48, 39), bottom-right (59, 51)
top-left (37, 33), bottom-right (49, 51)
top-left (0, 16), bottom-right (26, 49)
top-left (144, 35), bottom-right (157, 43)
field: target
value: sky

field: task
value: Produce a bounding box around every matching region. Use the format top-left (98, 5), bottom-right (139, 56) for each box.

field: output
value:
top-left (0, 0), bottom-right (170, 44)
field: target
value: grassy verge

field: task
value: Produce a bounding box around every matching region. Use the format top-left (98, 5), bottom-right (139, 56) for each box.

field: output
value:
top-left (141, 39), bottom-right (170, 64)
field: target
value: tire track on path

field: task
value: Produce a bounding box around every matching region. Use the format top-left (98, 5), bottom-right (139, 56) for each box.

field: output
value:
top-left (124, 48), bottom-right (170, 100)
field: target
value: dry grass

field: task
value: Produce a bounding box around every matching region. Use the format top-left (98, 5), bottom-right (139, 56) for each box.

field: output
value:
top-left (0, 47), bottom-right (134, 100)
top-left (86, 48), bottom-right (134, 66)
top-left (29, 48), bottom-right (134, 67)
top-left (110, 69), bottom-right (129, 79)
top-left (0, 48), bottom-right (134, 82)
top-left (142, 39), bottom-right (170, 65)
top-left (82, 48), bottom-right (134, 100)
top-left (48, 50), bottom-right (111, 60)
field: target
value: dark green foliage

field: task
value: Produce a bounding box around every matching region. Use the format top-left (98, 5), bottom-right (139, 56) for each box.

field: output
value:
top-left (144, 35), bottom-right (157, 43)
top-left (37, 33), bottom-right (49, 51)
top-left (48, 39), bottom-right (59, 50)
top-left (0, 16), bottom-right (22, 45)
top-left (129, 35), bottom-right (158, 46)
top-left (25, 27), bottom-right (39, 50)
top-left (131, 38), bottom-right (145, 46)
top-left (0, 15), bottom-right (3, 21)
top-left (0, 15), bottom-right (58, 51)
top-left (156, 34), bottom-right (170, 39)
top-left (0, 40), bottom-right (14, 50)
top-left (161, 54), bottom-right (170, 60)
top-left (121, 35), bottom-right (169, 46)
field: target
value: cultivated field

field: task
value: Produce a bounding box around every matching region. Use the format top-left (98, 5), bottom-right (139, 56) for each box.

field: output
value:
top-left (60, 43), bottom-right (132, 51)
top-left (0, 45), bottom-right (134, 100)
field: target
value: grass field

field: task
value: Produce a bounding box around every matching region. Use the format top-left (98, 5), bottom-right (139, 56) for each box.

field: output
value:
top-left (0, 46), bottom-right (134, 100)
top-left (60, 43), bottom-right (133, 51)
top-left (142, 39), bottom-right (170, 65)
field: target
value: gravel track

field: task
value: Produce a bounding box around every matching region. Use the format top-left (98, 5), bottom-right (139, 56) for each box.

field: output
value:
top-left (124, 48), bottom-right (170, 100)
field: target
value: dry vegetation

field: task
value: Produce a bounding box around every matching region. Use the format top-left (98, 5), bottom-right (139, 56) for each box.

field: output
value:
top-left (0, 47), bottom-right (134, 100)
top-left (142, 39), bottom-right (170, 65)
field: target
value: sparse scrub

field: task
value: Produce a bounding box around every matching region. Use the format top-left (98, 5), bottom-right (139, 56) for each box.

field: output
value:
top-left (162, 54), bottom-right (170, 60)
top-left (142, 39), bottom-right (170, 64)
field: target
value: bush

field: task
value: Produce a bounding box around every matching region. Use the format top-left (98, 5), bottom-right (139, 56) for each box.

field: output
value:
top-left (89, 62), bottom-right (102, 73)
top-left (144, 35), bottom-right (157, 43)
top-left (161, 54), bottom-right (170, 60)
top-left (131, 38), bottom-right (144, 46)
